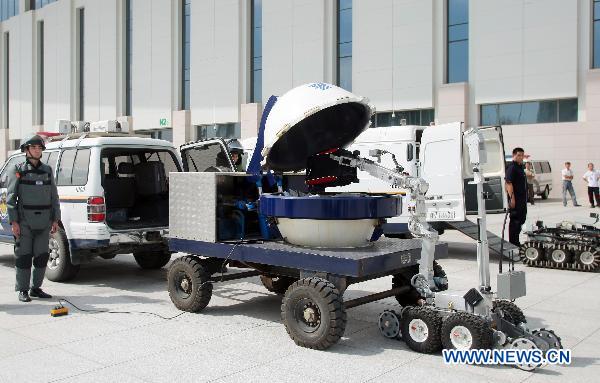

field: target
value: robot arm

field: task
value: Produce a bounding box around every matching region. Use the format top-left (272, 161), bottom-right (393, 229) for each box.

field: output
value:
top-left (329, 151), bottom-right (439, 296)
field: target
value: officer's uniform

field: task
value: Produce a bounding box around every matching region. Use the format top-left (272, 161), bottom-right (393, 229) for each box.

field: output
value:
top-left (505, 161), bottom-right (527, 247)
top-left (6, 156), bottom-right (60, 293)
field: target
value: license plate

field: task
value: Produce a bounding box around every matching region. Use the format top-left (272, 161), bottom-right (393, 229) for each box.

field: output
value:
top-left (428, 210), bottom-right (456, 220)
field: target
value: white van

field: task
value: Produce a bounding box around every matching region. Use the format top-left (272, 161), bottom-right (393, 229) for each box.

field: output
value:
top-left (0, 133), bottom-right (182, 281)
top-left (527, 160), bottom-right (553, 199)
top-left (328, 123), bottom-right (507, 235)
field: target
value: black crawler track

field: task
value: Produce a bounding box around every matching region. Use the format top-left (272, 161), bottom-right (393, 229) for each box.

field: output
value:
top-left (520, 238), bottom-right (600, 272)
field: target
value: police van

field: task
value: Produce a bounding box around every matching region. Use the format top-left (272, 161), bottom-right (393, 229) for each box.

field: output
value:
top-left (0, 122), bottom-right (182, 281)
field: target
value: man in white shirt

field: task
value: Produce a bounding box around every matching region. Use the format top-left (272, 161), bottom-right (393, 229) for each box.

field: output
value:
top-left (561, 162), bottom-right (580, 207)
top-left (583, 162), bottom-right (600, 208)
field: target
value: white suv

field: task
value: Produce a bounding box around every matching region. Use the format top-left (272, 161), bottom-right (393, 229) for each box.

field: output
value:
top-left (0, 133), bottom-right (182, 281)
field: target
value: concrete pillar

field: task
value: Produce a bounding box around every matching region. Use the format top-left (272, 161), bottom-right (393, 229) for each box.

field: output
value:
top-left (586, 69), bottom-right (600, 123)
top-left (240, 103), bottom-right (261, 140)
top-left (435, 83), bottom-right (469, 126)
top-left (172, 110), bottom-right (192, 150)
top-left (0, 128), bottom-right (10, 165)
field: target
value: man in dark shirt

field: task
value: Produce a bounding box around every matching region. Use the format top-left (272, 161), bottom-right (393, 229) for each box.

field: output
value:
top-left (505, 147), bottom-right (527, 246)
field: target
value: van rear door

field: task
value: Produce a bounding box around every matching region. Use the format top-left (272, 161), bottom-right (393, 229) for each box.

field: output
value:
top-left (419, 122), bottom-right (466, 222)
top-left (462, 126), bottom-right (507, 213)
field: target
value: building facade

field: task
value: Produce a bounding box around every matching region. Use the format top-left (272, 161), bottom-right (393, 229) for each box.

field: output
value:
top-left (0, 0), bottom-right (598, 198)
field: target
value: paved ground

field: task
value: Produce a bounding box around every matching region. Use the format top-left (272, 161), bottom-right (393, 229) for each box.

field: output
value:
top-left (0, 198), bottom-right (599, 382)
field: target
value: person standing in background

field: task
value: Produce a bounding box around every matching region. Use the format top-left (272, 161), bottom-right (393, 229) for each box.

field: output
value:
top-left (525, 162), bottom-right (535, 205)
top-left (505, 148), bottom-right (528, 246)
top-left (583, 162), bottom-right (600, 208)
top-left (561, 162), bottom-right (580, 207)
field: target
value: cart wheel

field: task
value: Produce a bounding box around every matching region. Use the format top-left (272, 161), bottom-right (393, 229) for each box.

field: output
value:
top-left (379, 310), bottom-right (401, 339)
top-left (281, 277), bottom-right (346, 350)
top-left (493, 300), bottom-right (527, 326)
top-left (260, 275), bottom-right (297, 295)
top-left (400, 306), bottom-right (442, 353)
top-left (520, 241), bottom-right (544, 263)
top-left (167, 256), bottom-right (212, 312)
top-left (441, 312), bottom-right (493, 350)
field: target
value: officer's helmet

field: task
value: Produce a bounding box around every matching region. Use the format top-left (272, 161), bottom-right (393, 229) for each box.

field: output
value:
top-left (227, 139), bottom-right (244, 166)
top-left (20, 134), bottom-right (46, 153)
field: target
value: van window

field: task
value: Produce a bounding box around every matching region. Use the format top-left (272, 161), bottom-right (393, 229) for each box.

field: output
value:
top-left (57, 149), bottom-right (90, 186)
top-left (183, 142), bottom-right (232, 172)
top-left (407, 143), bottom-right (414, 162)
top-left (145, 151), bottom-right (179, 178)
top-left (533, 162), bottom-right (542, 173)
top-left (44, 151), bottom-right (59, 176)
top-left (0, 155), bottom-right (25, 188)
top-left (541, 161), bottom-right (551, 173)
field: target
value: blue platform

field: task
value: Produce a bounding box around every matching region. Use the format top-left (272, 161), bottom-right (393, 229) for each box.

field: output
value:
top-left (259, 194), bottom-right (402, 220)
top-left (169, 237), bottom-right (447, 278)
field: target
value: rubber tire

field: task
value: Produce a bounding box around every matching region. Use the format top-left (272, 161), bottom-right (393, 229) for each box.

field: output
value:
top-left (281, 277), bottom-right (346, 350)
top-left (167, 255), bottom-right (212, 312)
top-left (541, 186), bottom-right (549, 200)
top-left (260, 275), bottom-right (297, 295)
top-left (46, 228), bottom-right (80, 282)
top-left (400, 306), bottom-right (443, 353)
top-left (493, 300), bottom-right (527, 325)
top-left (133, 250), bottom-right (172, 269)
top-left (441, 312), bottom-right (493, 350)
top-left (392, 261), bottom-right (447, 306)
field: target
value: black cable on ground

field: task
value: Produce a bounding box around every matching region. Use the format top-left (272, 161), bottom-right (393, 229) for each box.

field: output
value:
top-left (56, 298), bottom-right (186, 320)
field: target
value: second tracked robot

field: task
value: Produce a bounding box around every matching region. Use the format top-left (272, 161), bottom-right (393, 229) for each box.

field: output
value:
top-left (520, 213), bottom-right (600, 271)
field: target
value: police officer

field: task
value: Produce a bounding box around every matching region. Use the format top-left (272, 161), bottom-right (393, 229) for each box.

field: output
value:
top-left (505, 147), bottom-right (527, 247)
top-left (7, 134), bottom-right (61, 302)
top-left (227, 139), bottom-right (244, 171)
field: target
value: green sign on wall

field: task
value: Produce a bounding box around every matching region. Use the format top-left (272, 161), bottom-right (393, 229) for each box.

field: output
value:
top-left (159, 118), bottom-right (168, 127)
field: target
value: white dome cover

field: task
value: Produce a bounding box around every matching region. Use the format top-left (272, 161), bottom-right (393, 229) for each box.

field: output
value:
top-left (261, 82), bottom-right (373, 172)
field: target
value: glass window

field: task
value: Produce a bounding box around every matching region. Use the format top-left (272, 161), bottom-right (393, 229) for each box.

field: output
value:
top-left (594, 1), bottom-right (600, 68)
top-left (447, 0), bottom-right (468, 83)
top-left (0, 154), bottom-right (24, 187)
top-left (71, 149), bottom-right (90, 186)
top-left (337, 0), bottom-right (352, 91)
top-left (57, 150), bottom-right (77, 186)
top-left (480, 104), bottom-right (498, 125)
top-left (541, 162), bottom-right (551, 173)
top-left (558, 98), bottom-right (578, 122)
top-left (480, 99), bottom-right (578, 125)
top-left (251, 0), bottom-right (262, 103)
top-left (196, 123), bottom-right (240, 140)
top-left (183, 142), bottom-right (232, 172)
top-left (145, 151), bottom-right (180, 178)
top-left (372, 109), bottom-right (435, 128)
top-left (533, 162), bottom-right (542, 174)
top-left (47, 151), bottom-right (59, 175)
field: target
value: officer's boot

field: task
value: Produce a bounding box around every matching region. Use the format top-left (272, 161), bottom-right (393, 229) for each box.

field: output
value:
top-left (15, 266), bottom-right (32, 302)
top-left (18, 291), bottom-right (31, 302)
top-left (30, 255), bottom-right (52, 299)
top-left (29, 287), bottom-right (52, 299)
